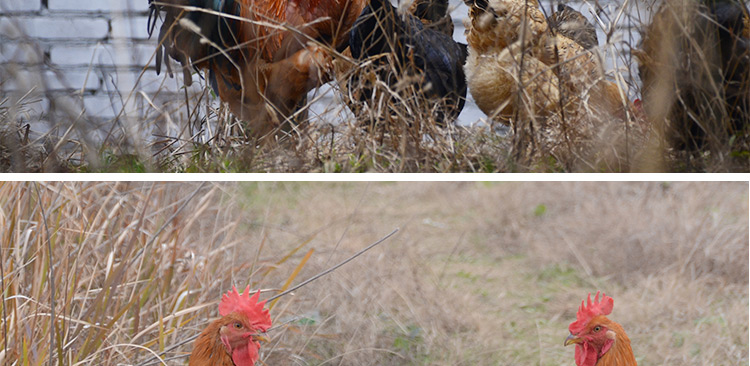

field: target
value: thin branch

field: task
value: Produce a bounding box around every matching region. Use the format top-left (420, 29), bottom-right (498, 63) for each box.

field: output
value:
top-left (267, 227), bottom-right (399, 303)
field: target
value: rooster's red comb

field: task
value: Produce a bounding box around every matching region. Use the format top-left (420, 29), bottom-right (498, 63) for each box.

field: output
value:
top-left (219, 285), bottom-right (272, 331)
top-left (568, 291), bottom-right (614, 334)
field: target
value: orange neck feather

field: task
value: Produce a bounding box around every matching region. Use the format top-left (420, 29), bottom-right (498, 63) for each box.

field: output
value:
top-left (236, 0), bottom-right (325, 60)
top-left (596, 321), bottom-right (637, 366)
top-left (189, 319), bottom-right (233, 366)
top-left (237, 0), bottom-right (287, 59)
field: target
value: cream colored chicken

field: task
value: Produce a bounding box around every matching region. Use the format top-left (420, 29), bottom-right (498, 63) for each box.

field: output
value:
top-left (463, 0), bottom-right (637, 168)
top-left (463, 0), bottom-right (617, 120)
top-left (465, 40), bottom-right (560, 120)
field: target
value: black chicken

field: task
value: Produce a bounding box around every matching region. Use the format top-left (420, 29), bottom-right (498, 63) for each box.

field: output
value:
top-left (637, 0), bottom-right (750, 154)
top-left (409, 0), bottom-right (454, 36)
top-left (347, 0), bottom-right (468, 125)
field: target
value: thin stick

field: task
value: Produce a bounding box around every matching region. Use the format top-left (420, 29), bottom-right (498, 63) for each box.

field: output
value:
top-left (266, 228), bottom-right (399, 303)
top-left (438, 232), bottom-right (464, 287)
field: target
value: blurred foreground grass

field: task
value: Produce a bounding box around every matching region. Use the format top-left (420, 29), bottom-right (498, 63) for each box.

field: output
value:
top-left (0, 181), bottom-right (746, 365)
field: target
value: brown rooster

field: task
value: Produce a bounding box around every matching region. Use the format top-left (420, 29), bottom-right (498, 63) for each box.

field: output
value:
top-left (463, 0), bottom-right (561, 121)
top-left (564, 292), bottom-right (637, 366)
top-left (148, 0), bottom-right (367, 140)
top-left (189, 286), bottom-right (272, 366)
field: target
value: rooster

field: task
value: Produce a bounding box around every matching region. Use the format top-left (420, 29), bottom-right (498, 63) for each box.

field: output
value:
top-left (345, 0), bottom-right (468, 125)
top-left (189, 286), bottom-right (272, 366)
top-left (564, 292), bottom-right (637, 366)
top-left (148, 0), bottom-right (367, 140)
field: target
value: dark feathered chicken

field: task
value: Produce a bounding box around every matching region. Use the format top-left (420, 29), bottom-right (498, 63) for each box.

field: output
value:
top-left (346, 0), bottom-right (468, 125)
top-left (709, 0), bottom-right (750, 128)
top-left (636, 0), bottom-right (750, 153)
top-left (547, 4), bottom-right (599, 50)
top-left (409, 0), bottom-right (454, 36)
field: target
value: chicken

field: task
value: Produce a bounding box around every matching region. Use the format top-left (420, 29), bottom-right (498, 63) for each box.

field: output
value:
top-left (345, 0), bottom-right (468, 125)
top-left (564, 292), bottom-right (637, 366)
top-left (465, 40), bottom-right (561, 121)
top-left (635, 0), bottom-right (750, 154)
top-left (189, 286), bottom-right (272, 366)
top-left (547, 4), bottom-right (599, 51)
top-left (463, 0), bottom-right (639, 167)
top-left (463, 0), bottom-right (617, 121)
top-left (409, 0), bottom-right (455, 36)
top-left (148, 0), bottom-right (367, 140)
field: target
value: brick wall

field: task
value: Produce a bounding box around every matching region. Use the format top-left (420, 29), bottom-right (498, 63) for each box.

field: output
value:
top-left (1, 0), bottom-right (646, 138)
top-left (1, 0), bottom-right (205, 146)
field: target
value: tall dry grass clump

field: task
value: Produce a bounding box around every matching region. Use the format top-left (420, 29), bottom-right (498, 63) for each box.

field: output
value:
top-left (0, 91), bottom-right (60, 172)
top-left (0, 12), bottom-right (214, 172)
top-left (0, 182), bottom-right (234, 364)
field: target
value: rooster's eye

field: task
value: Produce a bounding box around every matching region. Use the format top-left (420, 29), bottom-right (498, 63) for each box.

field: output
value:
top-left (234, 322), bottom-right (243, 329)
top-left (593, 326), bottom-right (601, 332)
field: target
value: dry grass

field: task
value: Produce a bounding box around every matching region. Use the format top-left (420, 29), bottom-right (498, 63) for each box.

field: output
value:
top-left (0, 0), bottom-right (747, 172)
top-left (1, 182), bottom-right (746, 365)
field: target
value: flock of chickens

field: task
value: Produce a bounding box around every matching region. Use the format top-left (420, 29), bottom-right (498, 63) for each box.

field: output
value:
top-left (147, 0), bottom-right (750, 159)
top-left (189, 288), bottom-right (634, 365)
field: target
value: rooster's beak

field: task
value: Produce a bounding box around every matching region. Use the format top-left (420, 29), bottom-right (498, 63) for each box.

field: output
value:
top-left (564, 333), bottom-right (582, 346)
top-left (252, 334), bottom-right (269, 343)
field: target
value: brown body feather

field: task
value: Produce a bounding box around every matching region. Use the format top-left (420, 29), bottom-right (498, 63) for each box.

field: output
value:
top-left (150, 0), bottom-right (367, 140)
